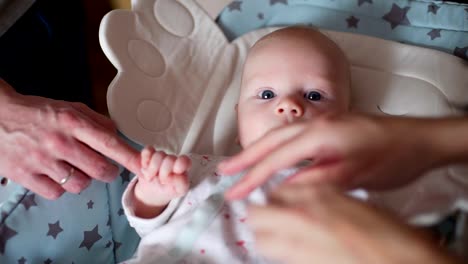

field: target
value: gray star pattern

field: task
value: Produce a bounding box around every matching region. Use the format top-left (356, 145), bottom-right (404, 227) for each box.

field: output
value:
top-left (120, 169), bottom-right (131, 185)
top-left (113, 240), bottom-right (122, 250)
top-left (270, 0), bottom-right (288, 5)
top-left (105, 240), bottom-right (112, 248)
top-left (47, 221), bottom-right (63, 239)
top-left (18, 257), bottom-right (27, 264)
top-left (87, 200), bottom-right (94, 209)
top-left (427, 29), bottom-right (441, 40)
top-left (346, 16), bottom-right (359, 28)
top-left (0, 224), bottom-right (17, 254)
top-left (454, 46), bottom-right (468, 60)
top-left (427, 3), bottom-right (440, 14)
top-left (107, 214), bottom-right (111, 226)
top-left (20, 194), bottom-right (37, 210)
top-left (118, 208), bottom-right (124, 216)
top-left (44, 258), bottom-right (53, 264)
top-left (357, 0), bottom-right (372, 6)
top-left (257, 13), bottom-right (264, 20)
top-left (382, 4), bottom-right (411, 29)
top-left (227, 1), bottom-right (242, 12)
top-left (79, 225), bottom-right (102, 250)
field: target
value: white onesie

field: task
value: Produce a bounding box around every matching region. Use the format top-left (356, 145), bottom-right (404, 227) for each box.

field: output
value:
top-left (121, 154), bottom-right (467, 263)
top-left (121, 154), bottom-right (292, 264)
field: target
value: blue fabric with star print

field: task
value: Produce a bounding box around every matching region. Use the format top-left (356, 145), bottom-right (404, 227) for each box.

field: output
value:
top-left (0, 135), bottom-right (141, 264)
top-left (217, 0), bottom-right (468, 60)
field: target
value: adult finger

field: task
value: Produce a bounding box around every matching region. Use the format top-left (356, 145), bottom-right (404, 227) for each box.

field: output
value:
top-left (248, 205), bottom-right (314, 233)
top-left (16, 173), bottom-right (66, 200)
top-left (249, 205), bottom-right (333, 263)
top-left (268, 183), bottom-right (331, 207)
top-left (225, 132), bottom-right (323, 200)
top-left (70, 102), bottom-right (116, 132)
top-left (72, 121), bottom-right (141, 174)
top-left (44, 161), bottom-right (92, 194)
top-left (218, 124), bottom-right (304, 174)
top-left (285, 164), bottom-right (351, 189)
top-left (253, 230), bottom-right (290, 262)
top-left (271, 184), bottom-right (397, 235)
top-left (253, 229), bottom-right (340, 264)
top-left (57, 139), bottom-right (120, 182)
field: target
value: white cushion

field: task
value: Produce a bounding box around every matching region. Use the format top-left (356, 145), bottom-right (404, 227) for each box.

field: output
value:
top-left (99, 0), bottom-right (468, 224)
top-left (99, 0), bottom-right (468, 156)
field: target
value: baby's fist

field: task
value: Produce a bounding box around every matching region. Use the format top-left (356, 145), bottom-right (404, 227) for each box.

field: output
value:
top-left (136, 146), bottom-right (191, 206)
top-left (140, 146), bottom-right (191, 182)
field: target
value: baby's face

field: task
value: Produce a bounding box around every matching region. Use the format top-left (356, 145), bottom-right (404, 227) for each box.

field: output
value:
top-left (237, 29), bottom-right (351, 148)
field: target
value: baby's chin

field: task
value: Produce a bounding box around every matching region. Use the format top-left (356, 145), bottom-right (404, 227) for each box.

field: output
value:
top-left (237, 136), bottom-right (258, 149)
top-left (238, 125), bottom-right (287, 149)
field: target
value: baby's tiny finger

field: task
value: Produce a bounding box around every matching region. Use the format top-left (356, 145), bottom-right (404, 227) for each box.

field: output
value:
top-left (173, 155), bottom-right (191, 174)
top-left (147, 151), bottom-right (166, 180)
top-left (170, 173), bottom-right (189, 195)
top-left (141, 146), bottom-right (155, 169)
top-left (159, 155), bottom-right (176, 184)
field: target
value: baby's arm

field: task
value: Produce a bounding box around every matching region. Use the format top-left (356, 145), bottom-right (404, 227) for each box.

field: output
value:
top-left (132, 146), bottom-right (191, 219)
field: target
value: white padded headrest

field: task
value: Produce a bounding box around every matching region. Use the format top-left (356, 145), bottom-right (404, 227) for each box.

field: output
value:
top-left (99, 0), bottom-right (468, 156)
top-left (99, 0), bottom-right (468, 227)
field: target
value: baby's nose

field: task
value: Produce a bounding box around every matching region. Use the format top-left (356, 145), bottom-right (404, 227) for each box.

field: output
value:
top-left (275, 97), bottom-right (304, 118)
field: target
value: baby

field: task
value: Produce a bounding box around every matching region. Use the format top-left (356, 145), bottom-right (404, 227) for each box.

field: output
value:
top-left (122, 26), bottom-right (351, 263)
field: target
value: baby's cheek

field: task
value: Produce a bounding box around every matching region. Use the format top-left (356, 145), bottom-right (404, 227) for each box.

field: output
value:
top-left (240, 123), bottom-right (270, 147)
top-left (311, 103), bottom-right (345, 116)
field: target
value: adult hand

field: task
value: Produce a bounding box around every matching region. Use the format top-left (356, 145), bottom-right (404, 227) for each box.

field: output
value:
top-left (248, 184), bottom-right (461, 264)
top-left (220, 114), bottom-right (468, 199)
top-left (0, 79), bottom-right (140, 199)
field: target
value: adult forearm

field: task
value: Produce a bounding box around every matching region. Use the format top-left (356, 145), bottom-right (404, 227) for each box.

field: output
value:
top-left (422, 117), bottom-right (468, 166)
top-left (0, 79), bottom-right (17, 102)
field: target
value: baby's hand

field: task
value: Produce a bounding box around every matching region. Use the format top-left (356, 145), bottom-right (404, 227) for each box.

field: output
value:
top-left (134, 146), bottom-right (191, 207)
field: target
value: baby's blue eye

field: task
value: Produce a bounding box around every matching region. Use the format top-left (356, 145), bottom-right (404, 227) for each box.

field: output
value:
top-left (305, 91), bottom-right (322, 101)
top-left (259, 90), bottom-right (276, 99)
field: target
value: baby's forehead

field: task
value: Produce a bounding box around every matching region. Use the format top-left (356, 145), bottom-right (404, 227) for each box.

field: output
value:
top-left (247, 36), bottom-right (342, 69)
top-left (252, 28), bottom-right (332, 50)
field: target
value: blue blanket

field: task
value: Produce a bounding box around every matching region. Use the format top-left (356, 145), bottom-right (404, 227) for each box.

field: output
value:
top-left (218, 0), bottom-right (468, 60)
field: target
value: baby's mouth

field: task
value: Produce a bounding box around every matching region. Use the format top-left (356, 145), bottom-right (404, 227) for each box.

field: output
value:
top-left (283, 115), bottom-right (305, 125)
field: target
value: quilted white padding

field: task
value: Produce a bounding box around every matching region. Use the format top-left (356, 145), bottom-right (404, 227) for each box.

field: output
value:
top-left (100, 0), bottom-right (467, 156)
top-left (100, 0), bottom-right (468, 224)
